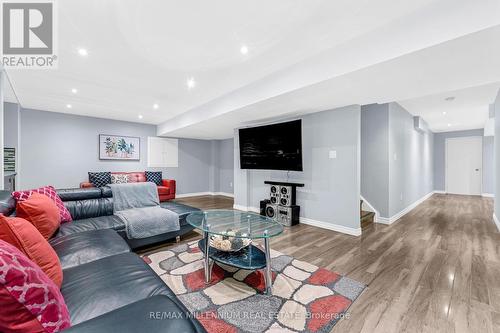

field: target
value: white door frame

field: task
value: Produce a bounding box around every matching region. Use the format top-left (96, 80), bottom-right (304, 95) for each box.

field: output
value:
top-left (445, 136), bottom-right (482, 195)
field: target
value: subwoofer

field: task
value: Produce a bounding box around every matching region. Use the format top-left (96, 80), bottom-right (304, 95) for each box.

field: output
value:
top-left (269, 185), bottom-right (280, 204)
top-left (265, 204), bottom-right (278, 220)
top-left (279, 186), bottom-right (292, 206)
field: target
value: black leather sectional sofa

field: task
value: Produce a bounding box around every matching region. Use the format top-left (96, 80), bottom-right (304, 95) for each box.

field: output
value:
top-left (0, 187), bottom-right (206, 332)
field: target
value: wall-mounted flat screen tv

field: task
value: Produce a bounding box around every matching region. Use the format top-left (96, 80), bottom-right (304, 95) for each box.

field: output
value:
top-left (239, 119), bottom-right (303, 171)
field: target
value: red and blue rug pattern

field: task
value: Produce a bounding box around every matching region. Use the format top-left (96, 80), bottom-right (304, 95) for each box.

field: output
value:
top-left (143, 240), bottom-right (365, 333)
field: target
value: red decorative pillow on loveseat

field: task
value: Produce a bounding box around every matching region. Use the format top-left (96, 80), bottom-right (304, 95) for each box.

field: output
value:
top-left (0, 239), bottom-right (71, 333)
top-left (12, 186), bottom-right (72, 223)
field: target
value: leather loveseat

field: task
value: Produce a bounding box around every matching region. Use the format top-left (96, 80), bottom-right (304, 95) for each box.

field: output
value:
top-left (81, 172), bottom-right (176, 201)
top-left (0, 189), bottom-right (206, 332)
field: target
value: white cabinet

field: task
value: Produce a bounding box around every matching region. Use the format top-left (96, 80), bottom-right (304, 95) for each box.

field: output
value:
top-left (147, 137), bottom-right (178, 167)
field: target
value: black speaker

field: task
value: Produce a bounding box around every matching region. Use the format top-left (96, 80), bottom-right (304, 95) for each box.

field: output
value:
top-left (260, 199), bottom-right (270, 216)
top-left (265, 204), bottom-right (278, 220)
top-left (269, 185), bottom-right (280, 204)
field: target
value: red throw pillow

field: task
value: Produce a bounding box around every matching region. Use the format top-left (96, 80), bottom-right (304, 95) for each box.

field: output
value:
top-left (16, 193), bottom-right (61, 240)
top-left (12, 186), bottom-right (72, 223)
top-left (0, 239), bottom-right (71, 333)
top-left (0, 215), bottom-right (63, 287)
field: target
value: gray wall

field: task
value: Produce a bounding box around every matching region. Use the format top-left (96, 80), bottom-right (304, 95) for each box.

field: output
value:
top-left (234, 105), bottom-right (361, 231)
top-left (361, 104), bottom-right (390, 217)
top-left (4, 102), bottom-right (19, 151)
top-left (495, 90), bottom-right (500, 219)
top-left (19, 108), bottom-right (233, 194)
top-left (217, 139), bottom-right (234, 194)
top-left (433, 129), bottom-right (485, 192)
top-left (361, 103), bottom-right (434, 218)
top-left (483, 136), bottom-right (494, 195)
top-left (388, 103), bottom-right (434, 217)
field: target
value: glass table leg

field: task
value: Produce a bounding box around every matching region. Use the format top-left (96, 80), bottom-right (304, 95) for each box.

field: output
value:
top-left (203, 230), bottom-right (212, 283)
top-left (264, 234), bottom-right (272, 295)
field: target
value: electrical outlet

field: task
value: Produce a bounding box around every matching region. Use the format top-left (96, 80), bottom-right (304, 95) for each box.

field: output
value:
top-left (230, 182), bottom-right (233, 188)
top-left (329, 150), bottom-right (337, 159)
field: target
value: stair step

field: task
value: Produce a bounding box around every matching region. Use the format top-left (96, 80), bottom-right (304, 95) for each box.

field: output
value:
top-left (360, 210), bottom-right (375, 229)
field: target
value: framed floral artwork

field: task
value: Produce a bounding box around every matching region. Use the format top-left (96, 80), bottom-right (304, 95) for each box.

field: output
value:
top-left (99, 134), bottom-right (140, 160)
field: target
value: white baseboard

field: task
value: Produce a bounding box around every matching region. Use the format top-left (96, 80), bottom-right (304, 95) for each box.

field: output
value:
top-left (177, 192), bottom-right (234, 198)
top-left (376, 191), bottom-right (434, 225)
top-left (300, 217), bottom-right (362, 236)
top-left (433, 190), bottom-right (446, 194)
top-left (493, 213), bottom-right (500, 232)
top-left (233, 205), bottom-right (259, 213)
top-left (482, 193), bottom-right (494, 198)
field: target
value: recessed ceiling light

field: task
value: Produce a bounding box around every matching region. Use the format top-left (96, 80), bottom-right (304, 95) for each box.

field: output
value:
top-left (138, 114), bottom-right (143, 119)
top-left (240, 45), bottom-right (249, 55)
top-left (78, 48), bottom-right (88, 56)
top-left (153, 103), bottom-right (159, 109)
top-left (71, 88), bottom-right (78, 94)
top-left (447, 123), bottom-right (451, 127)
top-left (186, 77), bottom-right (196, 89)
top-left (445, 96), bottom-right (455, 102)
top-left (66, 104), bottom-right (72, 109)
top-left (442, 111), bottom-right (447, 115)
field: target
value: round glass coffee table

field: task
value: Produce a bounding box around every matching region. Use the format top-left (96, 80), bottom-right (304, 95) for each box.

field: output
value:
top-left (186, 210), bottom-right (284, 295)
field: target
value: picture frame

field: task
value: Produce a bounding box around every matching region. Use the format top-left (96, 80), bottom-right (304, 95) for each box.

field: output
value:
top-left (99, 134), bottom-right (140, 160)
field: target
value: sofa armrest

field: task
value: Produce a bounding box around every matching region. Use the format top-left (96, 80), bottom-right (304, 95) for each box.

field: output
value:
top-left (162, 179), bottom-right (176, 194)
top-left (64, 295), bottom-right (206, 333)
top-left (80, 182), bottom-right (94, 188)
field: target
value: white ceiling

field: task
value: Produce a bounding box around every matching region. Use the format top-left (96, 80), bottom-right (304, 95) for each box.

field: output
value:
top-left (399, 82), bottom-right (500, 133)
top-left (6, 0), bottom-right (500, 138)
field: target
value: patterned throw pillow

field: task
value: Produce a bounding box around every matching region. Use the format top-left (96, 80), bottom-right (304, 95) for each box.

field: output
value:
top-left (111, 174), bottom-right (129, 184)
top-left (12, 185), bottom-right (73, 223)
top-left (0, 240), bottom-right (71, 333)
top-left (88, 172), bottom-right (111, 187)
top-left (145, 171), bottom-right (162, 185)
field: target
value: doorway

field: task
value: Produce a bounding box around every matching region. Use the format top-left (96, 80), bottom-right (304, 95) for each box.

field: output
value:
top-left (445, 136), bottom-right (482, 195)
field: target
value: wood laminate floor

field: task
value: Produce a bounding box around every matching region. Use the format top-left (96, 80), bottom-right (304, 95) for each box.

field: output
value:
top-left (157, 194), bottom-right (500, 333)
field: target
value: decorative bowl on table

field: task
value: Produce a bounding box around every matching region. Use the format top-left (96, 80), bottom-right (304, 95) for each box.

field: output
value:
top-left (209, 229), bottom-right (251, 252)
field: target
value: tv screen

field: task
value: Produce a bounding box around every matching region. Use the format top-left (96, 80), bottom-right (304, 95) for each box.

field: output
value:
top-left (239, 120), bottom-right (303, 171)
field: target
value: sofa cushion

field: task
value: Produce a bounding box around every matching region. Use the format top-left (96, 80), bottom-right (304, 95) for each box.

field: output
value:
top-left (145, 171), bottom-right (162, 185)
top-left (16, 193), bottom-right (61, 240)
top-left (57, 187), bottom-right (102, 201)
top-left (0, 240), bottom-right (71, 333)
top-left (63, 296), bottom-right (206, 333)
top-left (61, 253), bottom-right (174, 325)
top-left (0, 190), bottom-right (16, 216)
top-left (156, 186), bottom-right (170, 195)
top-left (13, 185), bottom-right (72, 223)
top-left (126, 172), bottom-right (146, 183)
top-left (88, 172), bottom-right (111, 187)
top-left (160, 201), bottom-right (201, 219)
top-left (0, 215), bottom-right (63, 287)
top-left (50, 229), bottom-right (130, 270)
top-left (54, 215), bottom-right (125, 238)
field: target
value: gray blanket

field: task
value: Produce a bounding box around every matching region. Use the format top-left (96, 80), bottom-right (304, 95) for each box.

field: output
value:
top-left (109, 182), bottom-right (180, 239)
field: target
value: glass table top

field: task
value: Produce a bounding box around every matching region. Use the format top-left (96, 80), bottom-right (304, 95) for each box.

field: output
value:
top-left (186, 210), bottom-right (284, 239)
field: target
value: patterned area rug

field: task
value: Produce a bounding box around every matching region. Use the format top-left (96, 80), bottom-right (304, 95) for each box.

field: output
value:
top-left (143, 240), bottom-right (365, 333)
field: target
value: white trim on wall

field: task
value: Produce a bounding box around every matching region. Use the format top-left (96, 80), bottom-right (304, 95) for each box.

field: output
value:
top-left (376, 191), bottom-right (434, 225)
top-left (482, 193), bottom-right (494, 198)
top-left (493, 213), bottom-right (500, 232)
top-left (233, 205), bottom-right (362, 236)
top-left (177, 192), bottom-right (234, 198)
top-left (300, 217), bottom-right (362, 236)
